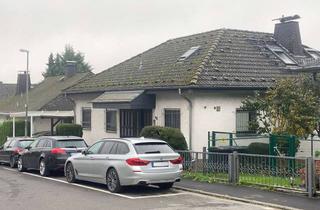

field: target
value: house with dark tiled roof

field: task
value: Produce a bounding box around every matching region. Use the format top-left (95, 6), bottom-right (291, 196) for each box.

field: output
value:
top-left (0, 64), bottom-right (93, 136)
top-left (65, 17), bottom-right (320, 151)
top-left (0, 82), bottom-right (16, 102)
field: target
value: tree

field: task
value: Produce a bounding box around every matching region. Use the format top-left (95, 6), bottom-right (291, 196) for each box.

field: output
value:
top-left (242, 76), bottom-right (320, 138)
top-left (43, 45), bottom-right (92, 77)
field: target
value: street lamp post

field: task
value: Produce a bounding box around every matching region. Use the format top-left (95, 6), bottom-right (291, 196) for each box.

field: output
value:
top-left (19, 49), bottom-right (29, 137)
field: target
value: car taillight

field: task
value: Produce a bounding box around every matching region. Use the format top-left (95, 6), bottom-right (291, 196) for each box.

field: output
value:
top-left (126, 158), bottom-right (150, 166)
top-left (13, 148), bottom-right (23, 154)
top-left (51, 148), bottom-right (66, 155)
top-left (170, 156), bottom-right (183, 164)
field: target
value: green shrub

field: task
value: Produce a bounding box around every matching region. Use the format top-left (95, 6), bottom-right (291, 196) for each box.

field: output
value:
top-left (247, 142), bottom-right (269, 155)
top-left (0, 120), bottom-right (30, 146)
top-left (56, 123), bottom-right (83, 137)
top-left (140, 126), bottom-right (188, 150)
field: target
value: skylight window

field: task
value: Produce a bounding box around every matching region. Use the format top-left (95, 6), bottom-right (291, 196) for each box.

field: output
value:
top-left (178, 46), bottom-right (200, 61)
top-left (305, 48), bottom-right (320, 60)
top-left (267, 45), bottom-right (296, 65)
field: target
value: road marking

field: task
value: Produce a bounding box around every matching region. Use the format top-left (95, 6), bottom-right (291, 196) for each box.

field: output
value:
top-left (23, 172), bottom-right (186, 199)
top-left (0, 167), bottom-right (186, 200)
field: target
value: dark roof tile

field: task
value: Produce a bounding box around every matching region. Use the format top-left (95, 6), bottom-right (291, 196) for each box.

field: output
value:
top-left (66, 28), bottom-right (318, 93)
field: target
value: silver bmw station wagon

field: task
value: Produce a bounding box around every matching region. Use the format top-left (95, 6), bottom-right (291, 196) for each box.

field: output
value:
top-left (64, 138), bottom-right (183, 192)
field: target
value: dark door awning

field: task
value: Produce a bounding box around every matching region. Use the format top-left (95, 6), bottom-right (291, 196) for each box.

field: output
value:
top-left (91, 90), bottom-right (155, 109)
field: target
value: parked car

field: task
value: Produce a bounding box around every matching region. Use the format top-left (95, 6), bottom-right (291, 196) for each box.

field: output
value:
top-left (0, 137), bottom-right (35, 168)
top-left (64, 138), bottom-right (183, 193)
top-left (17, 136), bottom-right (88, 176)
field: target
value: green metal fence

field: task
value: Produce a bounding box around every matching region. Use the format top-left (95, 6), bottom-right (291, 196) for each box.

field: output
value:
top-left (177, 150), bottom-right (317, 196)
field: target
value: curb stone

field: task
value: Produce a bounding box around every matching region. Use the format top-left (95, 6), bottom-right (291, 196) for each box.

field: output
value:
top-left (174, 186), bottom-right (301, 210)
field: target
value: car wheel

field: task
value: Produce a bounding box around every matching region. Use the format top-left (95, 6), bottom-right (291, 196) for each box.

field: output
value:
top-left (9, 156), bottom-right (16, 168)
top-left (17, 156), bottom-right (26, 172)
top-left (65, 162), bottom-right (76, 183)
top-left (106, 168), bottom-right (122, 193)
top-left (39, 159), bottom-right (50, 177)
top-left (157, 182), bottom-right (174, 190)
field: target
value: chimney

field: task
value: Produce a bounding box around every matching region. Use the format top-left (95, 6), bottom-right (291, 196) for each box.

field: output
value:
top-left (273, 15), bottom-right (304, 55)
top-left (16, 71), bottom-right (31, 95)
top-left (64, 61), bottom-right (77, 78)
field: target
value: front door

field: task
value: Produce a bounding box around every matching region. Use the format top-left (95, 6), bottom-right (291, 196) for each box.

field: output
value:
top-left (120, 109), bottom-right (152, 137)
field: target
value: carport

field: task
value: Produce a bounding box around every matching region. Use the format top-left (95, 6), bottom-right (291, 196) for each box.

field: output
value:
top-left (8, 110), bottom-right (74, 137)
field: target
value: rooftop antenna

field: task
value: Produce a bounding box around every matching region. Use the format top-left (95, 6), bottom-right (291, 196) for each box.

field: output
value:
top-left (272, 14), bottom-right (301, 23)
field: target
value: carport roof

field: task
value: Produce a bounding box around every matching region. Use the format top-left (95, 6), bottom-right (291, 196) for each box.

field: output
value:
top-left (4, 110), bottom-right (74, 118)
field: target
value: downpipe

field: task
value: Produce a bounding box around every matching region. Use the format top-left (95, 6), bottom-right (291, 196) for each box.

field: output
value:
top-left (178, 88), bottom-right (192, 150)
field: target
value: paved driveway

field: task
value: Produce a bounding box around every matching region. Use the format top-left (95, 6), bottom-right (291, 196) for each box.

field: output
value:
top-left (0, 165), bottom-right (276, 210)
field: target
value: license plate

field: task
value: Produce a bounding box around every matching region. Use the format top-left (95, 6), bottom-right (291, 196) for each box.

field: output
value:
top-left (152, 161), bottom-right (169, 167)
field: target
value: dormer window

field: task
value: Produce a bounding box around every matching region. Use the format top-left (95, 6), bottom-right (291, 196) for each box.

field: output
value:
top-left (267, 45), bottom-right (296, 65)
top-left (178, 46), bottom-right (200, 61)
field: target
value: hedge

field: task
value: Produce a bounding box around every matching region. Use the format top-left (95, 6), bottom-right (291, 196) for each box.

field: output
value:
top-left (56, 123), bottom-right (83, 137)
top-left (0, 120), bottom-right (30, 146)
top-left (247, 142), bottom-right (269, 155)
top-left (140, 126), bottom-right (188, 150)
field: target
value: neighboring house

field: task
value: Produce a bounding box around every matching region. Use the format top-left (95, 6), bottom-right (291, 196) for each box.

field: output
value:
top-left (0, 82), bottom-right (16, 101)
top-left (65, 17), bottom-right (320, 151)
top-left (0, 65), bottom-right (93, 136)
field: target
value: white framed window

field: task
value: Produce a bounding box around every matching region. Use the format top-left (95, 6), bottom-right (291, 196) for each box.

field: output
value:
top-left (82, 108), bottom-right (91, 130)
top-left (106, 109), bottom-right (117, 132)
top-left (236, 109), bottom-right (257, 135)
top-left (164, 109), bottom-right (181, 129)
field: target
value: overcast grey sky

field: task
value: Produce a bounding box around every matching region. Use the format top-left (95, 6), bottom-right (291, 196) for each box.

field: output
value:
top-left (1, 0), bottom-right (319, 83)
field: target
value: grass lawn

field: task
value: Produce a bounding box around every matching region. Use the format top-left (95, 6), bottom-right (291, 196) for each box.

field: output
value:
top-left (182, 171), bottom-right (303, 189)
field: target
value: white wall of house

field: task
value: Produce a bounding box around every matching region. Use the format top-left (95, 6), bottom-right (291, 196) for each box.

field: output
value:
top-left (72, 90), bottom-right (320, 156)
top-left (74, 100), bottom-right (120, 145)
top-left (190, 90), bottom-right (256, 151)
top-left (32, 118), bottom-right (51, 134)
top-left (73, 90), bottom-right (260, 151)
top-left (153, 90), bottom-right (190, 146)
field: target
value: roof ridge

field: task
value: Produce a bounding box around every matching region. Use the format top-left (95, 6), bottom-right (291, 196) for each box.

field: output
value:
top-left (189, 29), bottom-right (225, 85)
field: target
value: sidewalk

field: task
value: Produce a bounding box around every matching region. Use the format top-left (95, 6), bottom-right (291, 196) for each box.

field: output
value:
top-left (175, 179), bottom-right (319, 210)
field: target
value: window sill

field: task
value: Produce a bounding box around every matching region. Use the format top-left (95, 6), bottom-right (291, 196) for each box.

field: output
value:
top-left (106, 130), bottom-right (117, 133)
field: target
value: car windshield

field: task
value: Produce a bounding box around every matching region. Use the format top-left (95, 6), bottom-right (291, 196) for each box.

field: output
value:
top-left (17, 140), bottom-right (34, 148)
top-left (134, 142), bottom-right (174, 154)
top-left (56, 139), bottom-right (87, 148)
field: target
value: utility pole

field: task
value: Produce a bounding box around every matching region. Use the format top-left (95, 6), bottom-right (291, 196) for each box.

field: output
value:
top-left (20, 49), bottom-right (29, 137)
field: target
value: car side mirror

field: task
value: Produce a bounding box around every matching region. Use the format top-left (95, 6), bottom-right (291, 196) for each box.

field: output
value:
top-left (25, 146), bottom-right (31, 150)
top-left (82, 150), bottom-right (88, 155)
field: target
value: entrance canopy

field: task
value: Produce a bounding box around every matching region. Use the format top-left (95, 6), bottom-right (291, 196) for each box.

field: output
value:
top-left (91, 90), bottom-right (155, 109)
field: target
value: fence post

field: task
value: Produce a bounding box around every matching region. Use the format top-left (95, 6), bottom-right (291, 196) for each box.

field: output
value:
top-left (228, 152), bottom-right (239, 184)
top-left (203, 147), bottom-right (207, 174)
top-left (228, 153), bottom-right (233, 183)
top-left (233, 152), bottom-right (239, 184)
top-left (306, 157), bottom-right (315, 198)
top-left (195, 152), bottom-right (199, 172)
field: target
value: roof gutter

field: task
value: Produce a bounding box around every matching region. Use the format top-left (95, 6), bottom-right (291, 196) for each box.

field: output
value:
top-left (178, 88), bottom-right (192, 150)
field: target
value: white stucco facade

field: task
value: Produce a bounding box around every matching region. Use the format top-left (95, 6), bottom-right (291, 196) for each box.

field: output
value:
top-left (73, 89), bottom-right (260, 150)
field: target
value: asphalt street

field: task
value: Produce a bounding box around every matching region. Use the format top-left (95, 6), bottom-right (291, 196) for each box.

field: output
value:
top-left (0, 165), bottom-right (276, 210)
